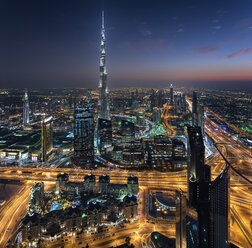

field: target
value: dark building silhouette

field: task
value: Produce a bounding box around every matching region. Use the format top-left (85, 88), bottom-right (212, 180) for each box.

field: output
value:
top-left (192, 92), bottom-right (198, 117)
top-left (184, 125), bottom-right (230, 248)
top-left (210, 167), bottom-right (230, 248)
top-left (186, 215), bottom-right (199, 248)
top-left (176, 190), bottom-right (187, 248)
top-left (187, 126), bottom-right (206, 208)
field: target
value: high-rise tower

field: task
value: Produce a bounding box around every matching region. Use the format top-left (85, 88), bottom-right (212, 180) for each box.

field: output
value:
top-left (23, 90), bottom-right (30, 124)
top-left (74, 103), bottom-right (94, 167)
top-left (41, 116), bottom-right (53, 162)
top-left (170, 84), bottom-right (174, 104)
top-left (98, 11), bottom-right (110, 120)
top-left (210, 167), bottom-right (230, 248)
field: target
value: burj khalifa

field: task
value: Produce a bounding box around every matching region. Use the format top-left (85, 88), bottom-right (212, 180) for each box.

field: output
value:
top-left (98, 11), bottom-right (110, 120)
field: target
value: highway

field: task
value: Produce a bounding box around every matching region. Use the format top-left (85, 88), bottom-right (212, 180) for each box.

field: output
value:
top-left (187, 98), bottom-right (252, 248)
top-left (0, 184), bottom-right (30, 247)
top-left (0, 182), bottom-right (54, 247)
top-left (161, 103), bottom-right (176, 137)
top-left (0, 100), bottom-right (251, 247)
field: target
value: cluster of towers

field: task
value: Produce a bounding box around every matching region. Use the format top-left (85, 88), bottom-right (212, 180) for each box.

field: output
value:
top-left (169, 84), bottom-right (186, 115)
top-left (22, 11), bottom-right (111, 166)
top-left (73, 11), bottom-right (111, 168)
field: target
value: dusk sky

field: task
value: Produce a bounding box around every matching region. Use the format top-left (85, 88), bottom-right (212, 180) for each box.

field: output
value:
top-left (0, 0), bottom-right (252, 89)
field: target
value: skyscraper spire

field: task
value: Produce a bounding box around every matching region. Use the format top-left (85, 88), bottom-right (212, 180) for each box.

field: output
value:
top-left (23, 89), bottom-right (30, 124)
top-left (98, 10), bottom-right (110, 120)
top-left (102, 10), bottom-right (104, 29)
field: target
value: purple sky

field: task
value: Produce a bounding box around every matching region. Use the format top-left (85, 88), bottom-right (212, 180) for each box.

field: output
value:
top-left (0, 0), bottom-right (252, 89)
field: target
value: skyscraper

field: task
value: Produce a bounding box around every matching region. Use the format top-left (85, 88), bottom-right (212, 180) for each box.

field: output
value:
top-left (192, 91), bottom-right (198, 116)
top-left (23, 89), bottom-right (30, 124)
top-left (186, 126), bottom-right (205, 208)
top-left (170, 84), bottom-right (174, 104)
top-left (97, 118), bottom-right (112, 154)
top-left (41, 116), bottom-right (53, 162)
top-left (192, 91), bottom-right (205, 133)
top-left (153, 107), bottom-right (162, 125)
top-left (176, 190), bottom-right (187, 248)
top-left (187, 126), bottom-right (211, 248)
top-left (98, 11), bottom-right (110, 120)
top-left (73, 103), bottom-right (94, 167)
top-left (210, 167), bottom-right (230, 248)
top-left (121, 120), bottom-right (135, 143)
top-left (29, 182), bottom-right (45, 214)
top-left (186, 125), bottom-right (229, 247)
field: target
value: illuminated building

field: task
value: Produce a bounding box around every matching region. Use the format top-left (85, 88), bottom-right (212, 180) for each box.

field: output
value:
top-left (55, 172), bottom-right (69, 194)
top-left (121, 120), bottom-right (135, 143)
top-left (122, 140), bottom-right (145, 167)
top-left (98, 11), bottom-right (110, 120)
top-left (97, 118), bottom-right (112, 154)
top-left (131, 99), bottom-right (139, 110)
top-left (18, 173), bottom-right (139, 245)
top-left (192, 92), bottom-right (205, 134)
top-left (21, 213), bottom-right (40, 244)
top-left (136, 111), bottom-right (146, 126)
top-left (153, 107), bottom-right (162, 125)
top-left (73, 103), bottom-right (94, 167)
top-left (172, 139), bottom-right (186, 158)
top-left (112, 140), bottom-right (145, 167)
top-left (0, 129), bottom-right (41, 162)
top-left (23, 89), bottom-right (30, 124)
top-left (29, 182), bottom-right (45, 214)
top-left (144, 136), bottom-right (173, 168)
top-left (84, 174), bottom-right (96, 194)
top-left (98, 174), bottom-right (110, 195)
top-left (170, 84), bottom-right (174, 104)
top-left (41, 116), bottom-right (53, 162)
top-left (123, 194), bottom-right (138, 221)
top-left (127, 175), bottom-right (139, 195)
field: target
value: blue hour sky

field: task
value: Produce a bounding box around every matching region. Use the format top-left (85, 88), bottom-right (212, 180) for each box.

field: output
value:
top-left (0, 0), bottom-right (252, 89)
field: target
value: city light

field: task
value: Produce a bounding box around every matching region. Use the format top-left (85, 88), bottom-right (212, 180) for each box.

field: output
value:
top-left (0, 1), bottom-right (251, 248)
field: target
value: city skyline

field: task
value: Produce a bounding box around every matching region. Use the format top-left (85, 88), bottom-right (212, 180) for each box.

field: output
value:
top-left (0, 1), bottom-right (251, 247)
top-left (0, 0), bottom-right (252, 89)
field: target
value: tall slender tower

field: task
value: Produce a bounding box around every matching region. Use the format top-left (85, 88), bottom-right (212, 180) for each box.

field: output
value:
top-left (170, 84), bottom-right (174, 104)
top-left (23, 90), bottom-right (30, 124)
top-left (192, 91), bottom-right (198, 126)
top-left (98, 11), bottom-right (110, 120)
